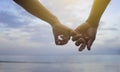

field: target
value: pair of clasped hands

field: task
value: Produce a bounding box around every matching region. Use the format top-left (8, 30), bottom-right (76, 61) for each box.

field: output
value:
top-left (52, 21), bottom-right (97, 51)
top-left (14, 0), bottom-right (110, 51)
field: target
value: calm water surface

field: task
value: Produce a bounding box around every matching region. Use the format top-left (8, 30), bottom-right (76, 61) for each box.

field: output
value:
top-left (0, 55), bottom-right (120, 72)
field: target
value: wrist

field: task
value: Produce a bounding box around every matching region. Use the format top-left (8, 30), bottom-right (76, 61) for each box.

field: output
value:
top-left (86, 20), bottom-right (99, 28)
top-left (49, 17), bottom-right (61, 27)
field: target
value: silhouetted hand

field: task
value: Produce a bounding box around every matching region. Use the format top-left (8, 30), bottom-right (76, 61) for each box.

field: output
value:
top-left (52, 23), bottom-right (73, 45)
top-left (71, 22), bottom-right (98, 51)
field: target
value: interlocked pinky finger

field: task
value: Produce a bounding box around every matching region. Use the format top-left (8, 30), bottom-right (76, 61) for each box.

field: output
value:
top-left (75, 38), bottom-right (83, 46)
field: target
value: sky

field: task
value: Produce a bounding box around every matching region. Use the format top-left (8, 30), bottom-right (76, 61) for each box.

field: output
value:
top-left (0, 0), bottom-right (120, 56)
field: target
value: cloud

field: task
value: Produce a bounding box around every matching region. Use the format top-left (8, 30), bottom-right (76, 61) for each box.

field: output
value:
top-left (40, 0), bottom-right (92, 28)
top-left (0, 0), bottom-right (36, 28)
top-left (0, 11), bottom-right (24, 28)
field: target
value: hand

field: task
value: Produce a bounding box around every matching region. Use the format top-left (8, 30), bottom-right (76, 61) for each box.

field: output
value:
top-left (52, 23), bottom-right (73, 45)
top-left (71, 22), bottom-right (98, 51)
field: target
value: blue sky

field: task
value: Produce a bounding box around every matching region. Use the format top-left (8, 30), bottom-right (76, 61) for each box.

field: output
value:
top-left (0, 0), bottom-right (120, 56)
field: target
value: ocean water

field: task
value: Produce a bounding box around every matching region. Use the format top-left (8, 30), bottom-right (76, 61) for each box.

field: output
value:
top-left (0, 55), bottom-right (120, 72)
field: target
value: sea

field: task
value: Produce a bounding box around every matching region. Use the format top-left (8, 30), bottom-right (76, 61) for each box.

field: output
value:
top-left (0, 55), bottom-right (120, 72)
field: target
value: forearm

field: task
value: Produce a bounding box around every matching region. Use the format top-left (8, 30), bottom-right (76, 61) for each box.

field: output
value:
top-left (86, 0), bottom-right (111, 27)
top-left (13, 0), bottom-right (60, 26)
